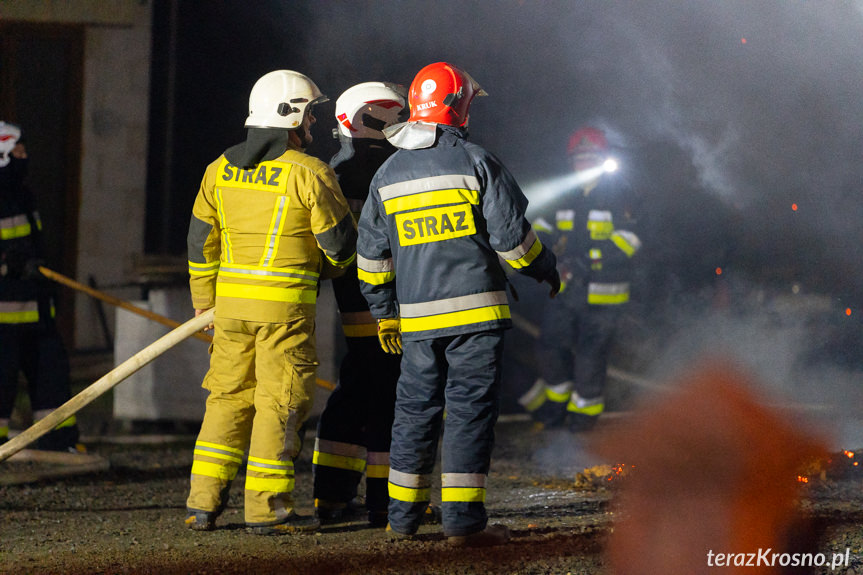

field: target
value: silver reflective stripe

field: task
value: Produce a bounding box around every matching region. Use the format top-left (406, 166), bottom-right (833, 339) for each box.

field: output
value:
top-left (389, 468), bottom-right (432, 488)
top-left (379, 174), bottom-right (481, 203)
top-left (261, 196), bottom-right (288, 266)
top-left (556, 209), bottom-right (575, 222)
top-left (219, 266), bottom-right (314, 281)
top-left (441, 473), bottom-right (487, 488)
top-left (314, 438), bottom-right (367, 459)
top-left (588, 282), bottom-right (630, 296)
top-left (367, 451), bottom-right (390, 466)
top-left (0, 214), bottom-right (29, 229)
top-left (0, 301), bottom-right (38, 313)
top-left (548, 381), bottom-right (573, 395)
top-left (587, 210), bottom-right (612, 222)
top-left (570, 392), bottom-right (604, 408)
top-left (357, 255), bottom-right (393, 273)
top-left (517, 378), bottom-right (547, 408)
top-left (497, 229), bottom-right (537, 261)
top-left (399, 291), bottom-right (507, 318)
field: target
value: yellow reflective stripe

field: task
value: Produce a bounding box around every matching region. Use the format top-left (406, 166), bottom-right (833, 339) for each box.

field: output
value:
top-left (260, 195), bottom-right (290, 267)
top-left (441, 487), bottom-right (486, 503)
top-left (343, 324), bottom-right (379, 338)
top-left (245, 475), bottom-right (293, 494)
top-left (214, 188), bottom-right (233, 262)
top-left (366, 464), bottom-right (390, 479)
top-left (0, 309), bottom-right (40, 324)
top-left (357, 268), bottom-right (395, 286)
top-left (388, 482), bottom-right (430, 503)
top-left (325, 251), bottom-right (357, 267)
top-left (194, 448), bottom-right (243, 464)
top-left (383, 188), bottom-right (480, 215)
top-left (312, 450), bottom-right (366, 473)
top-left (0, 222), bottom-right (31, 239)
top-left (191, 459), bottom-right (239, 481)
top-left (196, 440), bottom-right (244, 456)
top-left (567, 401), bottom-right (605, 416)
top-left (218, 270), bottom-right (317, 286)
top-left (0, 425), bottom-right (8, 437)
top-left (557, 220), bottom-right (574, 231)
top-left (216, 282), bottom-right (317, 304)
top-left (524, 393), bottom-right (546, 411)
top-left (611, 232), bottom-right (638, 257)
top-left (502, 236), bottom-right (543, 269)
top-left (55, 415), bottom-right (77, 430)
top-left (400, 305), bottom-right (510, 333)
top-left (189, 260), bottom-right (220, 276)
top-left (247, 455), bottom-right (293, 471)
top-left (546, 388), bottom-right (570, 403)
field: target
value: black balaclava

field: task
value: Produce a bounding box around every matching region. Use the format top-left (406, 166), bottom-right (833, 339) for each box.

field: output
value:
top-left (224, 127), bottom-right (293, 170)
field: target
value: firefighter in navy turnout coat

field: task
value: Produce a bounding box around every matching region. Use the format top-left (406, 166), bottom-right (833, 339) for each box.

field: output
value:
top-left (357, 63), bottom-right (560, 545)
top-left (0, 122), bottom-right (82, 453)
top-left (312, 82), bottom-right (407, 526)
top-left (518, 126), bottom-right (641, 432)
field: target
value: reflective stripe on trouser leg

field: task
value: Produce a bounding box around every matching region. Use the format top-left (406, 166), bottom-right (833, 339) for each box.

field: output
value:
top-left (246, 316), bottom-right (318, 526)
top-left (187, 316), bottom-right (257, 514)
top-left (567, 392), bottom-right (605, 416)
top-left (365, 450), bottom-right (391, 513)
top-left (388, 468), bottom-right (433, 532)
top-left (388, 337), bottom-right (447, 535)
top-left (312, 437), bottom-right (366, 505)
top-left (440, 330), bottom-right (504, 536)
top-left (532, 380), bottom-right (573, 426)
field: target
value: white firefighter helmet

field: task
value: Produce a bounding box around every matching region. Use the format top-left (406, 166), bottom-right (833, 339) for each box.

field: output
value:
top-left (0, 122), bottom-right (22, 168)
top-left (334, 82), bottom-right (406, 140)
top-left (245, 70), bottom-right (328, 130)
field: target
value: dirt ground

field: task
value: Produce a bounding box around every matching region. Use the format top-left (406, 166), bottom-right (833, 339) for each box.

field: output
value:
top-left (1, 411), bottom-right (862, 575)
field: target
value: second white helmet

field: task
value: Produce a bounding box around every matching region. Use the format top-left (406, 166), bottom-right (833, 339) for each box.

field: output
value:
top-left (245, 70), bottom-right (328, 130)
top-left (334, 82), bottom-right (406, 140)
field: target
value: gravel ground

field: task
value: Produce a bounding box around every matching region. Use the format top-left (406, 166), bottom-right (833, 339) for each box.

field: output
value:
top-left (1, 415), bottom-right (862, 575)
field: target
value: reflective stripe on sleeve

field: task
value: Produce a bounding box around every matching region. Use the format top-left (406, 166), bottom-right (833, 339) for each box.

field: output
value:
top-left (357, 255), bottom-right (395, 285)
top-left (497, 229), bottom-right (543, 269)
top-left (188, 260), bottom-right (220, 277)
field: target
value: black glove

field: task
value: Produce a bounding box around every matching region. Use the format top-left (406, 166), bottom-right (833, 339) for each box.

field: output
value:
top-left (544, 267), bottom-right (561, 298)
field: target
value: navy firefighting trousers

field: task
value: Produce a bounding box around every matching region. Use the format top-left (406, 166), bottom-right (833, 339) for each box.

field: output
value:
top-left (387, 329), bottom-right (504, 537)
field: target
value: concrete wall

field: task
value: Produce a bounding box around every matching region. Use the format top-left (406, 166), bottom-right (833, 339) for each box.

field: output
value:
top-left (0, 1), bottom-right (153, 349)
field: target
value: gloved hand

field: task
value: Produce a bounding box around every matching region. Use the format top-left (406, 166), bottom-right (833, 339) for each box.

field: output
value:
top-left (545, 267), bottom-right (561, 299)
top-left (377, 317), bottom-right (402, 355)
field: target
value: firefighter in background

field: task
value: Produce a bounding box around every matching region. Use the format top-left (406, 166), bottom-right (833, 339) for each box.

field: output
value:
top-left (358, 62), bottom-right (560, 546)
top-left (518, 126), bottom-right (641, 432)
top-left (0, 122), bottom-right (83, 453)
top-left (184, 71), bottom-right (357, 534)
top-left (312, 82), bottom-right (406, 527)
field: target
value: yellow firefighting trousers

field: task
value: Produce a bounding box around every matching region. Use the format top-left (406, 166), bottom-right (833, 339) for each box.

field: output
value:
top-left (186, 315), bottom-right (318, 525)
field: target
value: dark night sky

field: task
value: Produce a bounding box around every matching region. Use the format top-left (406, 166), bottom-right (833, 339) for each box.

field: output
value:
top-left (151, 0), bottom-right (863, 302)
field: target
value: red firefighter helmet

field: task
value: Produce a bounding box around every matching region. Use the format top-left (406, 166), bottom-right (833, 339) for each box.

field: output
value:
top-left (567, 126), bottom-right (608, 157)
top-left (407, 62), bottom-right (487, 126)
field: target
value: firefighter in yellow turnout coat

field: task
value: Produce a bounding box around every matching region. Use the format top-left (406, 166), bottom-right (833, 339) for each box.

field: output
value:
top-left (185, 71), bottom-right (357, 534)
